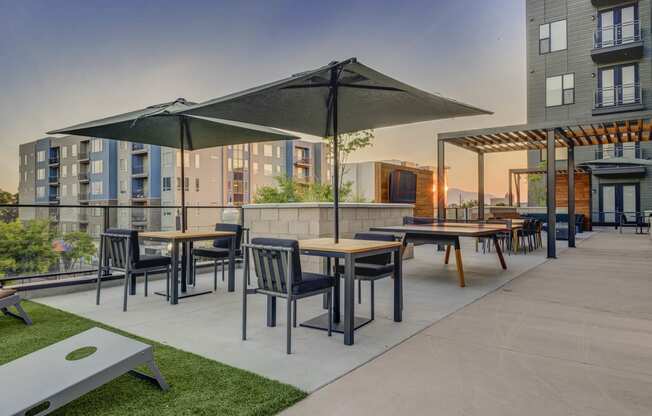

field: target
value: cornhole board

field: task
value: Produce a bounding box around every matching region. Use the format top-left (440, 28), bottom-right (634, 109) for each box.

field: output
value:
top-left (0, 327), bottom-right (169, 416)
top-left (0, 291), bottom-right (32, 325)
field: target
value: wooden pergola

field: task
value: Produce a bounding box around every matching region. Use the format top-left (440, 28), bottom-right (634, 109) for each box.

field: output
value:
top-left (508, 166), bottom-right (589, 208)
top-left (437, 112), bottom-right (652, 259)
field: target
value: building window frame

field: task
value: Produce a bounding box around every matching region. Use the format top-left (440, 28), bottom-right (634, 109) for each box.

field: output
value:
top-left (539, 19), bottom-right (567, 54)
top-left (546, 73), bottom-right (575, 107)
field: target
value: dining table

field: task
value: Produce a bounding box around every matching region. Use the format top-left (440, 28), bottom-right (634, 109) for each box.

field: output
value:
top-left (297, 238), bottom-right (403, 346)
top-left (139, 230), bottom-right (236, 304)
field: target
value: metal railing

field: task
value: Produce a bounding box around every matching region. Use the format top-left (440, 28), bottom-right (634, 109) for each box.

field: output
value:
top-left (78, 172), bottom-right (89, 181)
top-left (132, 143), bottom-right (146, 151)
top-left (594, 20), bottom-right (641, 49)
top-left (0, 203), bottom-right (244, 290)
top-left (132, 164), bottom-right (147, 175)
top-left (78, 151), bottom-right (89, 160)
top-left (594, 84), bottom-right (642, 109)
top-left (48, 175), bottom-right (59, 183)
top-left (48, 156), bottom-right (59, 164)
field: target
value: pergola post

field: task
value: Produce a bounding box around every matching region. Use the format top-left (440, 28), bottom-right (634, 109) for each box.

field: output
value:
top-left (478, 152), bottom-right (485, 220)
top-left (508, 170), bottom-right (513, 207)
top-left (546, 129), bottom-right (557, 258)
top-left (516, 173), bottom-right (521, 207)
top-left (567, 145), bottom-right (576, 248)
top-left (437, 137), bottom-right (446, 223)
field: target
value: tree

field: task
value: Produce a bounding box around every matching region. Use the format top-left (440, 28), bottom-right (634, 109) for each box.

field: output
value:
top-left (324, 130), bottom-right (374, 200)
top-left (0, 189), bottom-right (18, 223)
top-left (253, 175), bottom-right (352, 203)
top-left (0, 219), bottom-right (57, 276)
top-left (528, 162), bottom-right (547, 206)
top-left (59, 231), bottom-right (95, 271)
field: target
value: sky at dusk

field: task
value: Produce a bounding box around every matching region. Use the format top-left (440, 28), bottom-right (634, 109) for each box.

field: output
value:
top-left (0, 0), bottom-right (528, 197)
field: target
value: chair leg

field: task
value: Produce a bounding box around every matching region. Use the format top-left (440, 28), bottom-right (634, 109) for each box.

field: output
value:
top-left (293, 299), bottom-right (297, 328)
top-left (214, 260), bottom-right (218, 291)
top-left (286, 296), bottom-right (292, 354)
top-left (166, 269), bottom-right (170, 302)
top-left (358, 279), bottom-right (362, 304)
top-left (327, 290), bottom-right (333, 337)
top-left (123, 272), bottom-right (130, 312)
top-left (144, 272), bottom-right (148, 297)
top-left (192, 259), bottom-right (197, 288)
top-left (222, 259), bottom-right (225, 282)
top-left (95, 265), bottom-right (103, 306)
top-left (242, 286), bottom-right (247, 341)
top-left (370, 280), bottom-right (375, 321)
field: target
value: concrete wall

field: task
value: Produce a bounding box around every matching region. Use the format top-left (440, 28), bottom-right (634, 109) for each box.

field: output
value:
top-left (244, 203), bottom-right (413, 271)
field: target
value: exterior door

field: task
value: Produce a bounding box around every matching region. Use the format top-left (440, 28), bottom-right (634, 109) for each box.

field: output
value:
top-left (622, 185), bottom-right (637, 218)
top-left (600, 184), bottom-right (640, 224)
top-left (621, 6), bottom-right (635, 44)
top-left (601, 185), bottom-right (616, 223)
top-left (599, 68), bottom-right (615, 107)
top-left (600, 10), bottom-right (615, 47)
top-left (621, 64), bottom-right (636, 104)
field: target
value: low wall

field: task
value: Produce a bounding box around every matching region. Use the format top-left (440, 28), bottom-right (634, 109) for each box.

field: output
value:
top-left (243, 203), bottom-right (414, 272)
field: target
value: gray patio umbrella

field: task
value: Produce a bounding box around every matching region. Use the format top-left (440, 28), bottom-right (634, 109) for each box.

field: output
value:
top-left (47, 98), bottom-right (298, 230)
top-left (184, 57), bottom-right (492, 241)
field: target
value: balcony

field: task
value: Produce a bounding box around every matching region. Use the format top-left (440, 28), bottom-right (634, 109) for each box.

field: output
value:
top-left (592, 21), bottom-right (643, 64)
top-left (132, 189), bottom-right (147, 200)
top-left (78, 192), bottom-right (90, 202)
top-left (593, 84), bottom-right (645, 115)
top-left (132, 143), bottom-right (147, 153)
top-left (48, 194), bottom-right (60, 203)
top-left (78, 151), bottom-right (90, 162)
top-left (132, 164), bottom-right (148, 177)
top-left (48, 156), bottom-right (60, 165)
top-left (131, 209), bottom-right (147, 223)
top-left (591, 0), bottom-right (631, 7)
top-left (48, 175), bottom-right (59, 184)
top-left (294, 158), bottom-right (312, 166)
top-left (78, 171), bottom-right (90, 182)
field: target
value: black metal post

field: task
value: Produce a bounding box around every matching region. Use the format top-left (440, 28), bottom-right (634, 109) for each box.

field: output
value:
top-left (179, 118), bottom-right (187, 233)
top-left (331, 68), bottom-right (340, 243)
top-left (546, 129), bottom-right (557, 258)
top-left (102, 206), bottom-right (110, 276)
top-left (568, 145), bottom-right (576, 248)
top-left (437, 137), bottom-right (445, 222)
top-left (478, 152), bottom-right (485, 220)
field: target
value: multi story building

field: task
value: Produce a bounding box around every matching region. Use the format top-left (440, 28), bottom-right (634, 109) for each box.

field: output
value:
top-left (525, 0), bottom-right (652, 224)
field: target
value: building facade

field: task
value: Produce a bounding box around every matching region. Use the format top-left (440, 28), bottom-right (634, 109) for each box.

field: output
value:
top-left (527, 0), bottom-right (652, 223)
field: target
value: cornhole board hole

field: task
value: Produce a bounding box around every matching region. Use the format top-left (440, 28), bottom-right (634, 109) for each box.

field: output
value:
top-left (0, 327), bottom-right (168, 416)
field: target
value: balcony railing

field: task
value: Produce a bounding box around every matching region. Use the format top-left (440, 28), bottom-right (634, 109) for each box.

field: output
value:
top-left (78, 172), bottom-right (89, 181)
top-left (48, 175), bottom-right (59, 183)
top-left (132, 143), bottom-right (146, 151)
top-left (48, 194), bottom-right (59, 202)
top-left (132, 164), bottom-right (147, 175)
top-left (594, 84), bottom-right (643, 110)
top-left (594, 20), bottom-right (641, 49)
top-left (132, 189), bottom-right (147, 199)
top-left (78, 192), bottom-right (90, 201)
top-left (294, 158), bottom-right (311, 165)
top-left (78, 151), bottom-right (89, 161)
top-left (48, 156), bottom-right (59, 165)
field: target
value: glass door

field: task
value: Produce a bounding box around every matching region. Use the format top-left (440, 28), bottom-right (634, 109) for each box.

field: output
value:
top-left (600, 10), bottom-right (615, 47)
top-left (622, 185), bottom-right (637, 219)
top-left (599, 68), bottom-right (615, 107)
top-left (621, 6), bottom-right (635, 44)
top-left (621, 64), bottom-right (636, 104)
top-left (602, 185), bottom-right (616, 223)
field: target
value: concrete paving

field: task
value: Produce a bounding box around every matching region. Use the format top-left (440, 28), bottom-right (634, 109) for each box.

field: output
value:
top-left (35, 235), bottom-right (575, 392)
top-left (281, 229), bottom-right (652, 415)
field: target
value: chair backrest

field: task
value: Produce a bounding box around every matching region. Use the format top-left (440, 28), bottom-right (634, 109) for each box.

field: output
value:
top-left (102, 229), bottom-right (140, 269)
top-left (212, 223), bottom-right (243, 249)
top-left (403, 216), bottom-right (435, 225)
top-left (354, 232), bottom-right (394, 265)
top-left (248, 238), bottom-right (302, 293)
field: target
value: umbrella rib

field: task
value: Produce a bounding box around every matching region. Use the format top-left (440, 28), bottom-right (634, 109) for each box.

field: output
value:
top-left (338, 84), bottom-right (405, 92)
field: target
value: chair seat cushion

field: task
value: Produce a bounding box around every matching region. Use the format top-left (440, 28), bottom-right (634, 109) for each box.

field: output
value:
top-left (335, 263), bottom-right (394, 279)
top-left (293, 272), bottom-right (335, 295)
top-left (134, 255), bottom-right (171, 269)
top-left (0, 288), bottom-right (17, 299)
top-left (193, 247), bottom-right (242, 259)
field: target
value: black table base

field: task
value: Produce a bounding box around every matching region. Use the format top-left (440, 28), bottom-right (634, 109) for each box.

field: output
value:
top-left (300, 313), bottom-right (373, 334)
top-left (154, 287), bottom-right (213, 300)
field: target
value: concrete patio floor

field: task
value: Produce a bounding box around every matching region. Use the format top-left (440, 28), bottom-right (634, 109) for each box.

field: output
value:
top-left (37, 235), bottom-right (582, 392)
top-left (281, 229), bottom-right (652, 415)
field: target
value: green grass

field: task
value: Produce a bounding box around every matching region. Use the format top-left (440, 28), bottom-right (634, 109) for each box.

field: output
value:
top-left (0, 301), bottom-right (306, 415)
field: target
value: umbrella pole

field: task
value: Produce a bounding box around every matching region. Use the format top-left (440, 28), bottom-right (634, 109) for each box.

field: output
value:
top-left (332, 72), bottom-right (340, 243)
top-left (180, 118), bottom-right (187, 232)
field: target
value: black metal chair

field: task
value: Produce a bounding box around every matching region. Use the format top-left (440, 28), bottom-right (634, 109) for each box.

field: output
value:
top-left (242, 238), bottom-right (335, 354)
top-left (334, 232), bottom-right (397, 321)
top-left (192, 223), bottom-right (248, 290)
top-left (96, 229), bottom-right (172, 311)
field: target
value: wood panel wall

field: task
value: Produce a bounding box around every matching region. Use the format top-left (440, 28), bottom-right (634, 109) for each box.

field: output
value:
top-left (374, 162), bottom-right (435, 218)
top-left (556, 172), bottom-right (592, 230)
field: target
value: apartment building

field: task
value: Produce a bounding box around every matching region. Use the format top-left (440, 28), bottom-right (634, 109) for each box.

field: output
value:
top-left (526, 0), bottom-right (652, 223)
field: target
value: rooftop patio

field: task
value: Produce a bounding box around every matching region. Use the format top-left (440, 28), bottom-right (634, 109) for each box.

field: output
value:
top-left (35, 234), bottom-right (588, 392)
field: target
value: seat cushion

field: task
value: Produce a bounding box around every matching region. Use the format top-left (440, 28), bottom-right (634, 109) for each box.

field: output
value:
top-left (193, 247), bottom-right (242, 258)
top-left (134, 255), bottom-right (171, 269)
top-left (0, 288), bottom-right (17, 299)
top-left (335, 263), bottom-right (394, 279)
top-left (293, 272), bottom-right (335, 295)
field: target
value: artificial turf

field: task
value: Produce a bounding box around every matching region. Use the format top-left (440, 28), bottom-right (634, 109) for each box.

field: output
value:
top-left (0, 300), bottom-right (306, 415)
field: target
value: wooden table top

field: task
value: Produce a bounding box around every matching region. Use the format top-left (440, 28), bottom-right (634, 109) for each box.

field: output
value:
top-left (299, 238), bottom-right (401, 254)
top-left (371, 224), bottom-right (510, 237)
top-left (437, 221), bottom-right (523, 230)
top-left (139, 230), bottom-right (235, 241)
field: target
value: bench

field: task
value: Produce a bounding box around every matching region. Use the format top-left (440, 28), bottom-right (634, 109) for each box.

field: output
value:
top-left (0, 288), bottom-right (32, 325)
top-left (0, 327), bottom-right (168, 416)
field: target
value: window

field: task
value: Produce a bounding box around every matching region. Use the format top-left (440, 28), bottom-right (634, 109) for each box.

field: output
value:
top-left (546, 73), bottom-right (574, 107)
top-left (61, 184), bottom-right (67, 197)
top-left (252, 143), bottom-right (258, 155)
top-left (92, 160), bottom-right (103, 174)
top-left (71, 183), bottom-right (78, 196)
top-left (37, 186), bottom-right (45, 198)
top-left (276, 165), bottom-right (281, 174)
top-left (61, 146), bottom-right (67, 159)
top-left (71, 164), bottom-right (77, 176)
top-left (71, 144), bottom-right (77, 157)
top-left (91, 139), bottom-right (103, 153)
top-left (227, 158), bottom-right (232, 172)
top-left (264, 163), bottom-right (273, 176)
top-left (119, 158), bottom-right (126, 172)
top-left (176, 177), bottom-right (189, 191)
top-left (119, 180), bottom-right (126, 194)
top-left (194, 154), bottom-right (200, 169)
top-left (184, 153), bottom-right (190, 167)
top-left (61, 165), bottom-right (67, 178)
top-left (276, 146), bottom-right (281, 158)
top-left (539, 20), bottom-right (566, 54)
top-left (195, 178), bottom-right (200, 192)
top-left (598, 64), bottom-right (639, 107)
top-left (162, 177), bottom-right (171, 191)
top-left (252, 162), bottom-right (259, 174)
top-left (176, 152), bottom-right (181, 167)
top-left (37, 151), bottom-right (46, 162)
top-left (91, 181), bottom-right (103, 195)
top-left (263, 144), bottom-right (273, 157)
top-left (37, 168), bottom-right (45, 180)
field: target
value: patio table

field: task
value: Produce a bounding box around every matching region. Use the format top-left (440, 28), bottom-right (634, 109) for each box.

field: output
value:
top-left (370, 223), bottom-right (510, 287)
top-left (298, 238), bottom-right (403, 346)
top-left (139, 230), bottom-right (236, 304)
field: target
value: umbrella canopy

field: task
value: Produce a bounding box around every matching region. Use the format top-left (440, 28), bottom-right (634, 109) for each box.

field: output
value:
top-left (47, 98), bottom-right (298, 231)
top-left (183, 58), bottom-right (491, 240)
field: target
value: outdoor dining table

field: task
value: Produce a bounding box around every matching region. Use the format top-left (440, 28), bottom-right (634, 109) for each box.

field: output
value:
top-left (298, 238), bottom-right (403, 346)
top-left (139, 230), bottom-right (236, 304)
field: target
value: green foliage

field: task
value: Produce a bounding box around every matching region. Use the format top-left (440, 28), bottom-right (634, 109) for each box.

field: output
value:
top-left (0, 188), bottom-right (18, 223)
top-left (324, 130), bottom-right (374, 194)
top-left (528, 161), bottom-right (547, 206)
top-left (60, 231), bottom-right (96, 271)
top-left (253, 175), bottom-right (353, 203)
top-left (0, 219), bottom-right (57, 276)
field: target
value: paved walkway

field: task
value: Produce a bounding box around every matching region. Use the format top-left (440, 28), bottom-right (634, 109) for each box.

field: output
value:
top-left (282, 230), bottom-right (652, 416)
